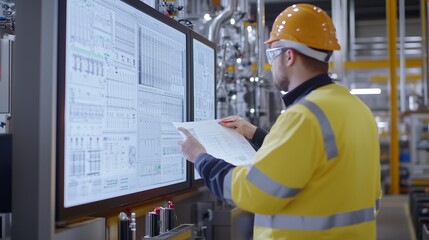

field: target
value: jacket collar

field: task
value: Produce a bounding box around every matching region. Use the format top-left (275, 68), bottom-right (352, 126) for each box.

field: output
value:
top-left (282, 73), bottom-right (333, 108)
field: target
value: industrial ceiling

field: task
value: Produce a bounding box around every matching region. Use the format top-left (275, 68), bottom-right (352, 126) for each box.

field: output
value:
top-left (249, 0), bottom-right (421, 28)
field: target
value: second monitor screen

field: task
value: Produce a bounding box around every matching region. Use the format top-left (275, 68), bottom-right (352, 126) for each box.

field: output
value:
top-left (192, 37), bottom-right (216, 180)
top-left (64, 0), bottom-right (187, 208)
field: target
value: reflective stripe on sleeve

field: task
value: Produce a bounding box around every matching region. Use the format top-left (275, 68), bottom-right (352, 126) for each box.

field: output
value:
top-left (254, 207), bottom-right (376, 231)
top-left (299, 99), bottom-right (338, 160)
top-left (376, 198), bottom-right (380, 212)
top-left (246, 166), bottom-right (301, 198)
top-left (222, 168), bottom-right (235, 206)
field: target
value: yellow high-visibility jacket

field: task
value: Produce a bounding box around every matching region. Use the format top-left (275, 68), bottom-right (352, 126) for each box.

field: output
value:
top-left (220, 83), bottom-right (381, 239)
top-left (195, 74), bottom-right (381, 240)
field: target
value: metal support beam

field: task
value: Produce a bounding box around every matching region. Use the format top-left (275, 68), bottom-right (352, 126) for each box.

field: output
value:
top-left (343, 58), bottom-right (421, 69)
top-left (387, 0), bottom-right (400, 194)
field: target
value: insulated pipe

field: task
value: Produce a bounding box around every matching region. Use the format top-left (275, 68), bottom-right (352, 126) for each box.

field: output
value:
top-left (387, 0), bottom-right (400, 195)
top-left (207, 0), bottom-right (237, 43)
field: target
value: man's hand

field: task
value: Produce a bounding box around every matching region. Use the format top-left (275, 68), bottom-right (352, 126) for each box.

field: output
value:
top-left (219, 115), bottom-right (257, 139)
top-left (177, 127), bottom-right (207, 163)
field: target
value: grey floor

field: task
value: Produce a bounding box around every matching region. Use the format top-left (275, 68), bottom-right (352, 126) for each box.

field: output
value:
top-left (377, 195), bottom-right (415, 240)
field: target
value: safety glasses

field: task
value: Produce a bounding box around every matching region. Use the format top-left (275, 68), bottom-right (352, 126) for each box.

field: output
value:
top-left (266, 47), bottom-right (290, 65)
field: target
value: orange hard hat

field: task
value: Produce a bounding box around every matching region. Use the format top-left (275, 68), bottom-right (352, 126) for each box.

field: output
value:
top-left (265, 3), bottom-right (341, 51)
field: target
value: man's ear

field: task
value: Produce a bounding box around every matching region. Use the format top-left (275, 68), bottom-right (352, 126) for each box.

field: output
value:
top-left (285, 49), bottom-right (296, 66)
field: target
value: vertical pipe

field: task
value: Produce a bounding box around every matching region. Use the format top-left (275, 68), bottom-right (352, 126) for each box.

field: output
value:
top-left (207, 0), bottom-right (237, 43)
top-left (421, 0), bottom-right (429, 107)
top-left (399, 0), bottom-right (406, 112)
top-left (241, 23), bottom-right (250, 66)
top-left (387, 0), bottom-right (400, 194)
top-left (349, 0), bottom-right (356, 61)
top-left (331, 0), bottom-right (340, 78)
top-left (340, 0), bottom-right (348, 87)
top-left (238, 0), bottom-right (248, 15)
top-left (256, 0), bottom-right (265, 121)
top-left (257, 0), bottom-right (265, 78)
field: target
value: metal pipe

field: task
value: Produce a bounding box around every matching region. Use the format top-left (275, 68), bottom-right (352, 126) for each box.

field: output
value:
top-left (387, 0), bottom-right (400, 195)
top-left (421, 0), bottom-right (428, 107)
top-left (241, 23), bottom-right (250, 65)
top-left (255, 0), bottom-right (265, 121)
top-left (207, 0), bottom-right (237, 43)
top-left (238, 0), bottom-right (248, 16)
top-left (217, 42), bottom-right (228, 91)
top-left (256, 0), bottom-right (265, 78)
top-left (399, 0), bottom-right (406, 112)
top-left (341, 0), bottom-right (348, 86)
top-left (238, 0), bottom-right (250, 65)
top-left (216, 42), bottom-right (229, 118)
top-left (349, 0), bottom-right (356, 61)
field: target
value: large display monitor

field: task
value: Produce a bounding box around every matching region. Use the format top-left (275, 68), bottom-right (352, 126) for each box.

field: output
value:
top-left (190, 31), bottom-right (216, 183)
top-left (57, 0), bottom-right (190, 221)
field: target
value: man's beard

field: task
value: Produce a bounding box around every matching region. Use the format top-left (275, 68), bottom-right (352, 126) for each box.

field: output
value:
top-left (274, 75), bottom-right (289, 92)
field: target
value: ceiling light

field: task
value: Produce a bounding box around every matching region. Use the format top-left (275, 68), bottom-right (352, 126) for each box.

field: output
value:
top-left (350, 88), bottom-right (382, 95)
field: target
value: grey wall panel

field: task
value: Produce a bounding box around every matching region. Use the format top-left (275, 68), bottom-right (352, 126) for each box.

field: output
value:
top-left (0, 39), bottom-right (11, 114)
top-left (12, 0), bottom-right (57, 239)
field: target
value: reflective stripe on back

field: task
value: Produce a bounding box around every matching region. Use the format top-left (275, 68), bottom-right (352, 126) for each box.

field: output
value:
top-left (246, 166), bottom-right (301, 198)
top-left (254, 206), bottom-right (376, 230)
top-left (299, 99), bottom-right (338, 160)
top-left (223, 168), bottom-right (235, 206)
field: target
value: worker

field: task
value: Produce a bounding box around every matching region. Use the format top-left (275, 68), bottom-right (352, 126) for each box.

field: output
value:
top-left (178, 3), bottom-right (381, 239)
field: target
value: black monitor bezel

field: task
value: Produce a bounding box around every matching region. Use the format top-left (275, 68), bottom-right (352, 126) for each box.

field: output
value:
top-left (0, 134), bottom-right (12, 213)
top-left (188, 31), bottom-right (217, 188)
top-left (57, 0), bottom-right (192, 222)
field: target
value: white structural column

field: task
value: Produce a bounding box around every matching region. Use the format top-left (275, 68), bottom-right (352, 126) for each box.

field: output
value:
top-left (331, 0), bottom-right (348, 86)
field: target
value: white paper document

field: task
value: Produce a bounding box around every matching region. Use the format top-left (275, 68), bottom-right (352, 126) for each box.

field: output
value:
top-left (172, 120), bottom-right (256, 166)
